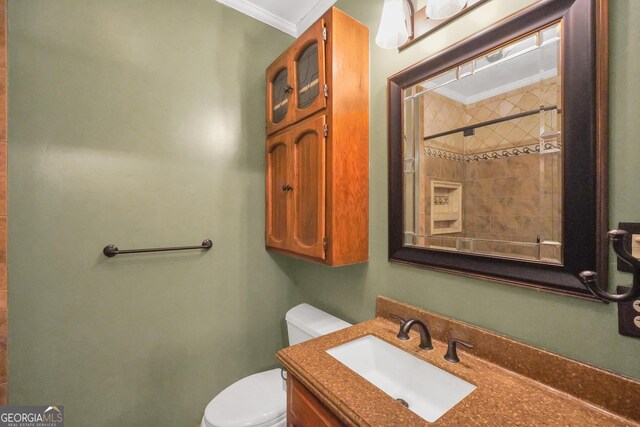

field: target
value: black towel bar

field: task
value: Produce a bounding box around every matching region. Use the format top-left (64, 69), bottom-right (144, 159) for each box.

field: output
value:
top-left (103, 239), bottom-right (213, 257)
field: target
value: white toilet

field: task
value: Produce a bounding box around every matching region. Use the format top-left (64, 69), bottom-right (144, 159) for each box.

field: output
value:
top-left (201, 304), bottom-right (351, 427)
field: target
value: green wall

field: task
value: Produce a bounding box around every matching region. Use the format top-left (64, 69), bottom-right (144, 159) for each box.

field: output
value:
top-left (7, 0), bottom-right (297, 425)
top-left (291, 0), bottom-right (640, 381)
top-left (7, 0), bottom-right (640, 426)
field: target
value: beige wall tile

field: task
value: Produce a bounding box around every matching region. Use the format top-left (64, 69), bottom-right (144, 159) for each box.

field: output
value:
top-left (475, 198), bottom-right (495, 216)
top-left (492, 176), bottom-right (521, 196)
top-left (506, 155), bottom-right (538, 177)
top-left (466, 215), bottom-right (490, 233)
top-left (506, 243), bottom-right (538, 259)
top-left (491, 215), bottom-right (522, 235)
top-left (477, 158), bottom-right (507, 179)
top-left (464, 162), bottom-right (477, 181)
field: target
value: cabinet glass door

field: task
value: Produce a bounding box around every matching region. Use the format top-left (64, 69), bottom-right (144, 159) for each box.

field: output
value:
top-left (266, 51), bottom-right (293, 135)
top-left (292, 19), bottom-right (326, 123)
top-left (272, 69), bottom-right (290, 124)
top-left (296, 43), bottom-right (319, 109)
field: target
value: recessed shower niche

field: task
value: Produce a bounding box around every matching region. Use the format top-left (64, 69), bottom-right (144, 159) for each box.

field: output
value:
top-left (430, 181), bottom-right (463, 236)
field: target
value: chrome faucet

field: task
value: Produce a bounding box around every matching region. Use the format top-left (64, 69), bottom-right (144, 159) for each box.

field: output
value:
top-left (393, 316), bottom-right (433, 350)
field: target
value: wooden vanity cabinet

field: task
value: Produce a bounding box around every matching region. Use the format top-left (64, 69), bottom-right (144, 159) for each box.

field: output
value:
top-left (287, 375), bottom-right (344, 427)
top-left (265, 7), bottom-right (369, 266)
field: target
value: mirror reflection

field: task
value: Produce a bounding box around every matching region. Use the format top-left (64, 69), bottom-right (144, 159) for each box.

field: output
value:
top-left (403, 23), bottom-right (563, 264)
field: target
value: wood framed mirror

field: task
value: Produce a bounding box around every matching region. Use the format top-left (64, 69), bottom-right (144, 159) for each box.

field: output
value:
top-left (388, 0), bottom-right (608, 299)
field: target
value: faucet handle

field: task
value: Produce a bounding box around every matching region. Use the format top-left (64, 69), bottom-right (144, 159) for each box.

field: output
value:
top-left (389, 314), bottom-right (407, 326)
top-left (444, 339), bottom-right (474, 363)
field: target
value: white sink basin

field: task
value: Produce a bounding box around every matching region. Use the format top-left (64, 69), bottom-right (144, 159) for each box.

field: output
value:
top-left (326, 335), bottom-right (476, 422)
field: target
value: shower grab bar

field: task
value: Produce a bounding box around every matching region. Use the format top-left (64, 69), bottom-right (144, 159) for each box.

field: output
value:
top-left (103, 239), bottom-right (213, 257)
top-left (580, 230), bottom-right (640, 303)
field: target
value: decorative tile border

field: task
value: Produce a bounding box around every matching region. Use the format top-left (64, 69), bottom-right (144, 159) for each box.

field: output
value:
top-left (465, 142), bottom-right (561, 162)
top-left (424, 142), bottom-right (561, 163)
top-left (433, 196), bottom-right (449, 205)
top-left (423, 147), bottom-right (465, 162)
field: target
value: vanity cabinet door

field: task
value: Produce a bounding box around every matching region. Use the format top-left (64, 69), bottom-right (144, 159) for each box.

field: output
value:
top-left (287, 375), bottom-right (344, 427)
top-left (289, 116), bottom-right (326, 260)
top-left (266, 133), bottom-right (291, 250)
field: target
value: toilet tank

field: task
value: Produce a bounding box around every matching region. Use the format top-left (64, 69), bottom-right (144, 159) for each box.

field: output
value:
top-left (286, 304), bottom-right (351, 346)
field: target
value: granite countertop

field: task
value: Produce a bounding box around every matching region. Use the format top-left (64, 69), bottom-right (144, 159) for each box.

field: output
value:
top-left (277, 317), bottom-right (639, 427)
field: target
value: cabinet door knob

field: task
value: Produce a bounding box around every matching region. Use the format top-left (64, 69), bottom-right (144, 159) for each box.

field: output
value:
top-left (284, 85), bottom-right (293, 94)
top-left (282, 184), bottom-right (293, 191)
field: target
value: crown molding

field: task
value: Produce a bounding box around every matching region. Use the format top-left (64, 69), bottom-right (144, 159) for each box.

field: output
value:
top-left (216, 0), bottom-right (297, 36)
top-left (297, 0), bottom-right (336, 35)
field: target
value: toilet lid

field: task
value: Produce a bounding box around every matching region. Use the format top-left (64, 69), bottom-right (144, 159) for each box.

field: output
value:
top-left (204, 369), bottom-right (286, 427)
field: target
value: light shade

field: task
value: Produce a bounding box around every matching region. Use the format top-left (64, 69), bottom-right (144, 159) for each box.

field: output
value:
top-left (376, 0), bottom-right (410, 49)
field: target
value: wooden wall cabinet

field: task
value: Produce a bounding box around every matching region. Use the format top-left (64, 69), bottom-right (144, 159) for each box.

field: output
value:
top-left (287, 374), bottom-right (344, 427)
top-left (265, 7), bottom-right (369, 266)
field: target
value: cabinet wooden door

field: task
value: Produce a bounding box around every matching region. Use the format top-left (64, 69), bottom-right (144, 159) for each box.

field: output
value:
top-left (290, 18), bottom-right (327, 124)
top-left (289, 116), bottom-right (326, 259)
top-left (266, 133), bottom-right (290, 250)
